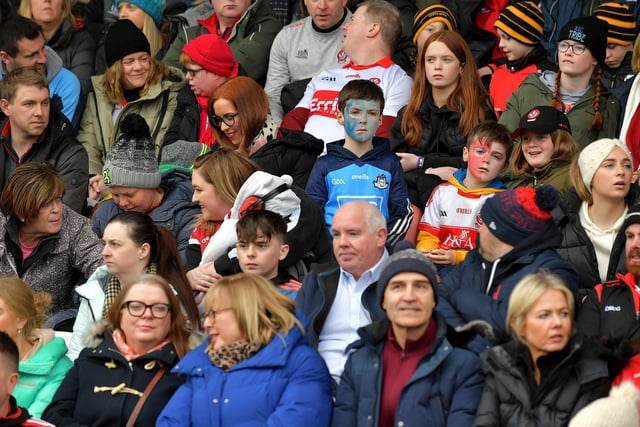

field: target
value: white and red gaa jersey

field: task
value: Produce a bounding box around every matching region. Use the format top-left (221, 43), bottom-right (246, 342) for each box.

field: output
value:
top-left (296, 56), bottom-right (413, 143)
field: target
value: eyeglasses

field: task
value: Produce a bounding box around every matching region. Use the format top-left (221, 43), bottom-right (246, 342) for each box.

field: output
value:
top-left (209, 112), bottom-right (239, 128)
top-left (121, 301), bottom-right (172, 318)
top-left (558, 41), bottom-right (586, 55)
top-left (122, 54), bottom-right (151, 67)
top-left (201, 307), bottom-right (234, 324)
top-left (185, 67), bottom-right (207, 78)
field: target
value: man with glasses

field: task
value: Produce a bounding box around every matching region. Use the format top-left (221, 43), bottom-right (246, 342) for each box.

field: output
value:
top-left (0, 16), bottom-right (81, 128)
top-left (163, 34), bottom-right (241, 148)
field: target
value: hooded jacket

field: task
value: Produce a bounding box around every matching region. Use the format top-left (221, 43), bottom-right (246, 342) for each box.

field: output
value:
top-left (437, 221), bottom-right (578, 342)
top-left (553, 185), bottom-right (640, 290)
top-left (306, 137), bottom-right (413, 245)
top-left (91, 168), bottom-right (199, 261)
top-left (0, 206), bottom-right (103, 316)
top-left (473, 339), bottom-right (610, 427)
top-left (42, 325), bottom-right (185, 427)
top-left (162, 0), bottom-right (282, 84)
top-left (499, 72), bottom-right (620, 149)
top-left (15, 329), bottom-right (72, 418)
top-left (156, 315), bottom-right (333, 427)
top-left (78, 67), bottom-right (185, 175)
top-left (332, 314), bottom-right (484, 427)
top-left (0, 47), bottom-right (81, 127)
top-left (0, 110), bottom-right (88, 214)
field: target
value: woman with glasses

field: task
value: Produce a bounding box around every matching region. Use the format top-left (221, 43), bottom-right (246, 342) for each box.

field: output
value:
top-left (0, 162), bottom-right (103, 325)
top-left (208, 76), bottom-right (324, 188)
top-left (157, 273), bottom-right (333, 427)
top-left (43, 274), bottom-right (190, 427)
top-left (77, 19), bottom-right (184, 186)
top-left (498, 16), bottom-right (620, 149)
top-left (208, 76), bottom-right (278, 157)
top-left (67, 211), bottom-right (199, 361)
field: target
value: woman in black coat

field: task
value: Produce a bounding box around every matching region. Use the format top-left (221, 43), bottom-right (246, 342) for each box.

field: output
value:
top-left (42, 275), bottom-right (190, 427)
top-left (474, 271), bottom-right (610, 427)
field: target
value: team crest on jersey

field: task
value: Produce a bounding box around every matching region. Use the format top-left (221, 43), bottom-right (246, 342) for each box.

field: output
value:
top-left (337, 50), bottom-right (348, 63)
top-left (475, 214), bottom-right (483, 227)
top-left (369, 77), bottom-right (381, 85)
top-left (373, 174), bottom-right (389, 189)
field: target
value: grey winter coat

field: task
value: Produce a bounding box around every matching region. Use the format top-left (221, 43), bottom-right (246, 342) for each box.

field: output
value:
top-left (0, 205), bottom-right (103, 316)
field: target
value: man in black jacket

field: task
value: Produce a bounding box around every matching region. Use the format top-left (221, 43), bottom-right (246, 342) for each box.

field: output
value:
top-left (0, 68), bottom-right (88, 213)
top-left (577, 205), bottom-right (640, 341)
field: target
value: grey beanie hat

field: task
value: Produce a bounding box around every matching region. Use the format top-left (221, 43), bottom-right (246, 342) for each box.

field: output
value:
top-left (376, 248), bottom-right (439, 305)
top-left (102, 114), bottom-right (161, 188)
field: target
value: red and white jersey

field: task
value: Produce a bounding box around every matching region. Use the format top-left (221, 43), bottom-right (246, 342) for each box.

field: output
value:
top-left (418, 182), bottom-right (498, 251)
top-left (297, 57), bottom-right (413, 143)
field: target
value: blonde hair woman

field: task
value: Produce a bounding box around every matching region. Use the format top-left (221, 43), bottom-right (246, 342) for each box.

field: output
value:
top-left (0, 277), bottom-right (72, 418)
top-left (157, 273), bottom-right (333, 427)
top-left (18, 0), bottom-right (96, 95)
top-left (78, 19), bottom-right (183, 177)
top-left (473, 271), bottom-right (609, 427)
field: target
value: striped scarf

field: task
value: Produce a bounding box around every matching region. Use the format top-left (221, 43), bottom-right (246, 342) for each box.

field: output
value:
top-left (101, 263), bottom-right (158, 318)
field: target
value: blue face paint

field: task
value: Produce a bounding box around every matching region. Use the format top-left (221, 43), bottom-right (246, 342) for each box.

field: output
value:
top-left (343, 99), bottom-right (381, 143)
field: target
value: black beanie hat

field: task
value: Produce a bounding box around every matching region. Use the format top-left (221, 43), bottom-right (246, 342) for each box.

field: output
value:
top-left (558, 16), bottom-right (608, 65)
top-left (623, 205), bottom-right (640, 233)
top-left (105, 19), bottom-right (151, 68)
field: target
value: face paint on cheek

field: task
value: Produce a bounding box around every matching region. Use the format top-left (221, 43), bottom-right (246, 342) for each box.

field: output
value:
top-left (343, 99), bottom-right (381, 142)
top-left (467, 139), bottom-right (492, 177)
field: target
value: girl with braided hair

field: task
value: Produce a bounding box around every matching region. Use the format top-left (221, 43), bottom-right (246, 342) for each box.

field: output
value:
top-left (499, 16), bottom-right (620, 149)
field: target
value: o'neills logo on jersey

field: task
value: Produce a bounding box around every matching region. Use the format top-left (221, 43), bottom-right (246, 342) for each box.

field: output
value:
top-left (310, 90), bottom-right (339, 118)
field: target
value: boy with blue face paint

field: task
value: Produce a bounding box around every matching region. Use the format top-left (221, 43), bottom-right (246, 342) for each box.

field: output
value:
top-left (306, 80), bottom-right (413, 245)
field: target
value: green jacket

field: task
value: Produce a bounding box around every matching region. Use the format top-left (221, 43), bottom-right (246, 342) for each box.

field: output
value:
top-left (499, 73), bottom-right (620, 149)
top-left (15, 329), bottom-right (72, 418)
top-left (162, 0), bottom-right (281, 83)
top-left (503, 159), bottom-right (573, 193)
top-left (78, 68), bottom-right (185, 175)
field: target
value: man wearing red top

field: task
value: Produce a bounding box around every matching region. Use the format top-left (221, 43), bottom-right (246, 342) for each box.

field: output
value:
top-left (332, 246), bottom-right (484, 426)
top-left (280, 0), bottom-right (412, 144)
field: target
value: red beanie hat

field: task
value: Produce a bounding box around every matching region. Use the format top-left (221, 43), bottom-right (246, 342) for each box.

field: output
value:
top-left (182, 34), bottom-right (239, 78)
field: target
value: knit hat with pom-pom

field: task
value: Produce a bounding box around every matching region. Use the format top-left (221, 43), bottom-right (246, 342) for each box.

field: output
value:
top-left (480, 185), bottom-right (559, 246)
top-left (102, 114), bottom-right (161, 189)
top-left (569, 381), bottom-right (640, 427)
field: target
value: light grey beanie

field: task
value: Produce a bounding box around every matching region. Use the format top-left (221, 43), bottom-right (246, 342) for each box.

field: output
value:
top-left (102, 114), bottom-right (161, 189)
top-left (578, 138), bottom-right (632, 188)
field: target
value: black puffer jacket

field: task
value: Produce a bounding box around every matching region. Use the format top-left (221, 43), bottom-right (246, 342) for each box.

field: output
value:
top-left (250, 129), bottom-right (323, 189)
top-left (473, 340), bottom-right (610, 427)
top-left (553, 185), bottom-right (640, 291)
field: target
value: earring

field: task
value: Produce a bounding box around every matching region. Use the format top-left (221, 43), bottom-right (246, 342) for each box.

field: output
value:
top-left (16, 328), bottom-right (21, 335)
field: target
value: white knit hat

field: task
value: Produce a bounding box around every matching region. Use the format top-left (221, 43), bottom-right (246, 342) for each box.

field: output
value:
top-left (569, 381), bottom-right (640, 427)
top-left (578, 138), bottom-right (632, 188)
